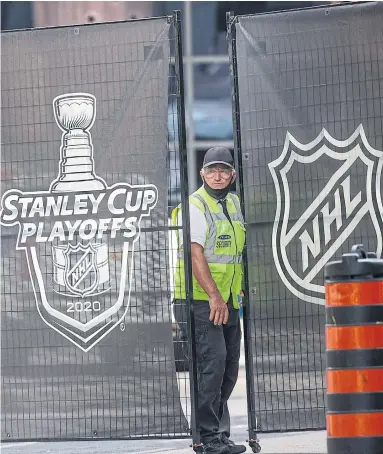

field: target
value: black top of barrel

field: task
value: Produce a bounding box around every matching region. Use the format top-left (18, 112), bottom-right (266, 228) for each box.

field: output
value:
top-left (325, 245), bottom-right (383, 280)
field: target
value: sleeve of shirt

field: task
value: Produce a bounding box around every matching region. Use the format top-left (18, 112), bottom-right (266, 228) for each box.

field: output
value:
top-left (176, 203), bottom-right (208, 248)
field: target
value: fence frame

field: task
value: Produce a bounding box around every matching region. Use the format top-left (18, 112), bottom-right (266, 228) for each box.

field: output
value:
top-left (226, 1), bottom-right (381, 438)
top-left (173, 9), bottom-right (201, 449)
top-left (0, 10), bottom-right (197, 443)
top-left (227, 11), bottom-right (261, 453)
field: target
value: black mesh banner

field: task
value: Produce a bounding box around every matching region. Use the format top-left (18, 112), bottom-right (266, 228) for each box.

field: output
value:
top-left (231, 2), bottom-right (383, 431)
top-left (1, 17), bottom-right (190, 440)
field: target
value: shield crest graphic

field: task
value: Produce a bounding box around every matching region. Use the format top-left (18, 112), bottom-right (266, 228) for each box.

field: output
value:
top-left (269, 125), bottom-right (383, 305)
top-left (63, 243), bottom-right (100, 297)
top-left (24, 238), bottom-right (136, 352)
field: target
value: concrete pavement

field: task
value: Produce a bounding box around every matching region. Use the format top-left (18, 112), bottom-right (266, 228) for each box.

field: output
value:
top-left (1, 431), bottom-right (327, 453)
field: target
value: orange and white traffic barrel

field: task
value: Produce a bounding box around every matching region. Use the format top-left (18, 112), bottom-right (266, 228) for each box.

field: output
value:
top-left (324, 245), bottom-right (383, 454)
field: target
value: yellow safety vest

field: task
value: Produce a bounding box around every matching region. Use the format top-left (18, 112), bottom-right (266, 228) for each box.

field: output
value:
top-left (171, 186), bottom-right (246, 309)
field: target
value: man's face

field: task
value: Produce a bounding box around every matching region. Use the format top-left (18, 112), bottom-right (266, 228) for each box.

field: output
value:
top-left (201, 164), bottom-right (235, 190)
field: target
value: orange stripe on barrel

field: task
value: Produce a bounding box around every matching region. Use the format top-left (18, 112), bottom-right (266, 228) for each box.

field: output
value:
top-left (327, 413), bottom-right (383, 437)
top-left (326, 325), bottom-right (383, 350)
top-left (325, 281), bottom-right (383, 307)
top-left (327, 369), bottom-right (383, 393)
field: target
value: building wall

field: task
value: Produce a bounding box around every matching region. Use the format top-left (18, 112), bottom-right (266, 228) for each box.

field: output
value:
top-left (33, 1), bottom-right (153, 28)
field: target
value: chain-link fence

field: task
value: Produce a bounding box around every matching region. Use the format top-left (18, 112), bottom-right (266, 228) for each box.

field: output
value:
top-left (1, 12), bottom-right (194, 441)
top-left (228, 1), bottom-right (383, 434)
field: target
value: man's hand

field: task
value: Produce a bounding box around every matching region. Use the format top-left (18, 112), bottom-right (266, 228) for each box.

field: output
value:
top-left (209, 292), bottom-right (229, 326)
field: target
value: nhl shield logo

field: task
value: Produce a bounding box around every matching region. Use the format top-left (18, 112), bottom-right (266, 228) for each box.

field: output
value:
top-left (0, 93), bottom-right (158, 351)
top-left (62, 243), bottom-right (100, 297)
top-left (269, 125), bottom-right (383, 305)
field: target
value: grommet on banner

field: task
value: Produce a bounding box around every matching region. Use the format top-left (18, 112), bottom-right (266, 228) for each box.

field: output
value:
top-left (324, 245), bottom-right (383, 454)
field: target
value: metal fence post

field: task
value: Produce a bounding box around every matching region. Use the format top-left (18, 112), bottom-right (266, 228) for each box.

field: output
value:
top-left (324, 245), bottom-right (383, 454)
top-left (227, 11), bottom-right (261, 454)
top-left (173, 9), bottom-right (201, 451)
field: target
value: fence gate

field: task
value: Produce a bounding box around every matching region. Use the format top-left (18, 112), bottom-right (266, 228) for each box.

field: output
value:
top-left (0, 12), bottom-right (195, 441)
top-left (228, 1), bottom-right (383, 434)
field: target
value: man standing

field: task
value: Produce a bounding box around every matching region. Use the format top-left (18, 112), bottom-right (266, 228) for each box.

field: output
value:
top-left (172, 147), bottom-right (246, 454)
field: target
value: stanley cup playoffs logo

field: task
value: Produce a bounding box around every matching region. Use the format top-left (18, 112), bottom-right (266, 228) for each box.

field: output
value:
top-left (0, 93), bottom-right (158, 351)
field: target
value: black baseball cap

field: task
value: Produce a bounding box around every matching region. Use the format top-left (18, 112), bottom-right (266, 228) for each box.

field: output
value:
top-left (202, 147), bottom-right (234, 169)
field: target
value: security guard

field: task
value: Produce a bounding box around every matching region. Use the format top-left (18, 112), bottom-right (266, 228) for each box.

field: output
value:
top-left (172, 147), bottom-right (246, 454)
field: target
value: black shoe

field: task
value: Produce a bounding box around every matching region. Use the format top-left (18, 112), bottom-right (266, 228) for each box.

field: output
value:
top-left (221, 434), bottom-right (247, 453)
top-left (203, 437), bottom-right (230, 454)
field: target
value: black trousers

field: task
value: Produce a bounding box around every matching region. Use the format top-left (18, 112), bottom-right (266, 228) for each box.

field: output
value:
top-left (174, 297), bottom-right (241, 443)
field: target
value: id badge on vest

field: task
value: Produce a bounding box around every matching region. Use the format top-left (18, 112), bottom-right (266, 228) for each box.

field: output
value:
top-left (214, 220), bottom-right (234, 255)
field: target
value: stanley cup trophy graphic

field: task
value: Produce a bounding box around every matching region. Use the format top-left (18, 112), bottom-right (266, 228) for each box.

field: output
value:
top-left (50, 93), bottom-right (110, 300)
top-left (0, 91), bottom-right (158, 351)
top-left (50, 93), bottom-right (106, 193)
